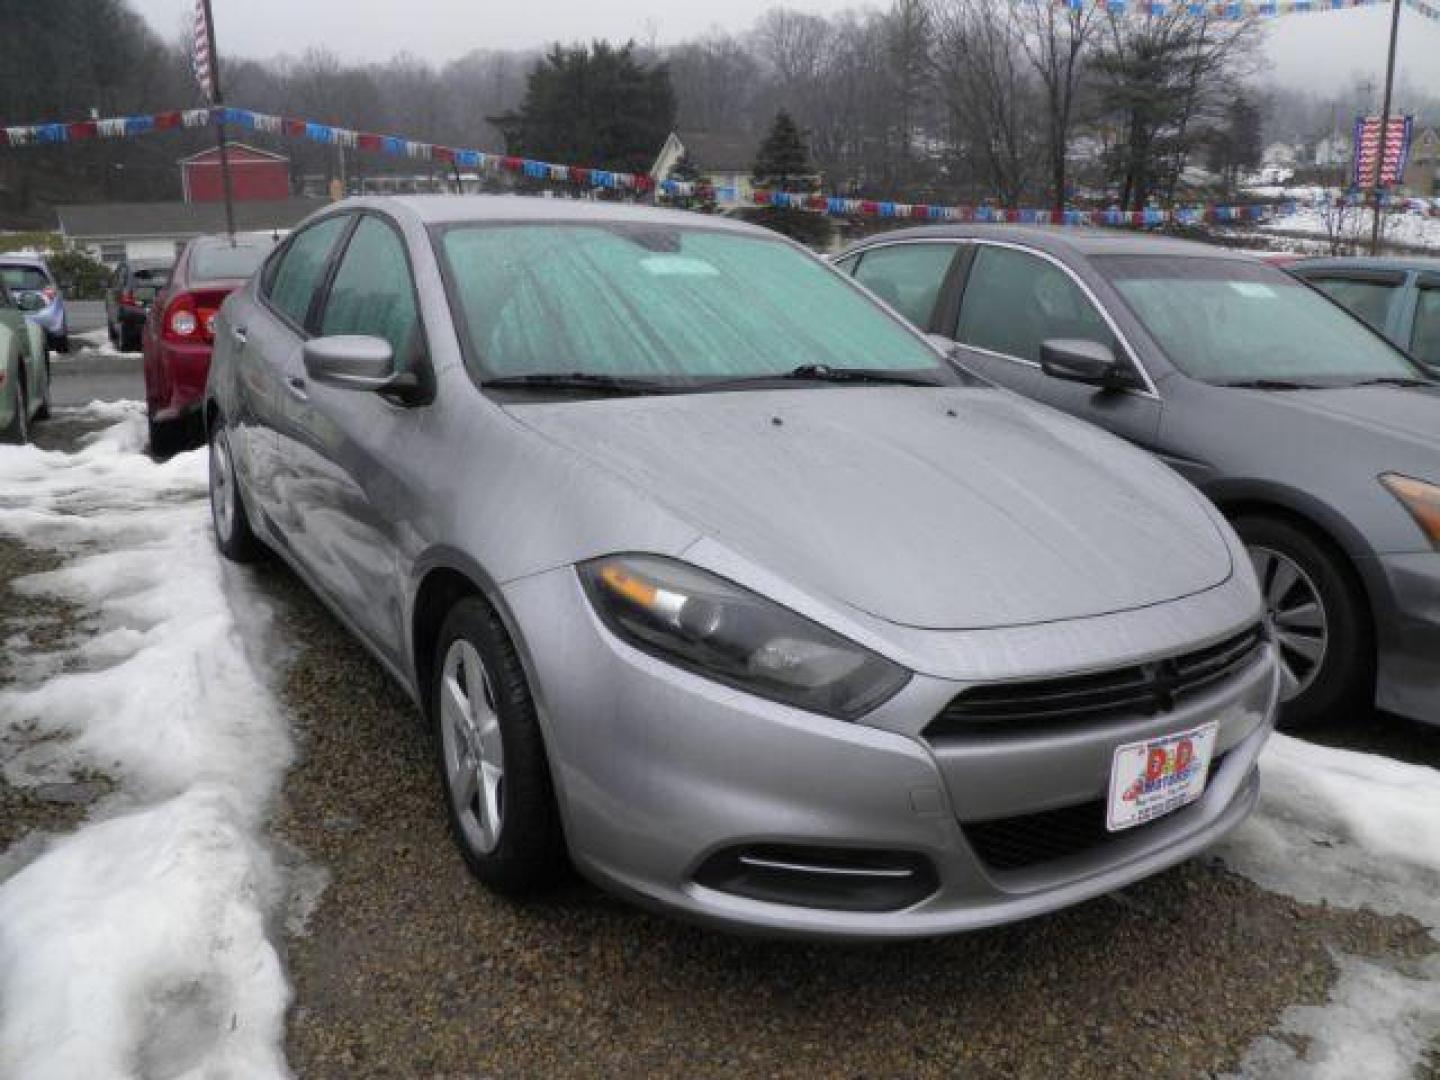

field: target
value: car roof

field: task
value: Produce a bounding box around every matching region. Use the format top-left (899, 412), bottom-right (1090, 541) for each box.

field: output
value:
top-left (328, 194), bottom-right (768, 236)
top-left (839, 223), bottom-right (1256, 261)
top-left (0, 253), bottom-right (50, 269)
top-left (1292, 255), bottom-right (1440, 274)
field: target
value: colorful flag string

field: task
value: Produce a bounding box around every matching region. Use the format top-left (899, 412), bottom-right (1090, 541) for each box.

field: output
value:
top-left (0, 105), bottom-right (1295, 228)
top-left (1067, 0), bottom-right (1440, 21)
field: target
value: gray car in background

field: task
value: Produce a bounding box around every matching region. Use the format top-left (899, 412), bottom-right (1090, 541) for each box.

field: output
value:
top-left (206, 197), bottom-right (1277, 938)
top-left (1290, 256), bottom-right (1440, 372)
top-left (835, 226), bottom-right (1440, 727)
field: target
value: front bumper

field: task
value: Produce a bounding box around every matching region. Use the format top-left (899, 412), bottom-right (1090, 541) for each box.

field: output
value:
top-left (1373, 553), bottom-right (1440, 723)
top-left (502, 567), bottom-right (1280, 939)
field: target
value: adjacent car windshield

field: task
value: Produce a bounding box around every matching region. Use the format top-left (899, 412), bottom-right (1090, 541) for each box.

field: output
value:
top-left (191, 242), bottom-right (273, 281)
top-left (1, 265), bottom-right (50, 292)
top-left (1097, 255), bottom-right (1425, 386)
top-left (437, 223), bottom-right (946, 387)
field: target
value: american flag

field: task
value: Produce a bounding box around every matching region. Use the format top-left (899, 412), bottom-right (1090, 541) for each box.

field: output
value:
top-left (192, 0), bottom-right (216, 103)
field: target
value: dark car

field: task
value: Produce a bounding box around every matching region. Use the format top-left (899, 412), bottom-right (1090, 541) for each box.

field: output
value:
top-left (834, 226), bottom-right (1440, 728)
top-left (1289, 257), bottom-right (1440, 372)
top-left (105, 258), bottom-right (172, 352)
top-left (142, 235), bottom-right (275, 454)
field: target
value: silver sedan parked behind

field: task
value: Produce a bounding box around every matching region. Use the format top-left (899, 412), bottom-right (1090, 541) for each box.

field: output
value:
top-left (205, 197), bottom-right (1279, 938)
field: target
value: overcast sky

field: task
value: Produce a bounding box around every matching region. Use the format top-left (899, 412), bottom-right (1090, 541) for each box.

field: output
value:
top-left (133, 0), bottom-right (1440, 101)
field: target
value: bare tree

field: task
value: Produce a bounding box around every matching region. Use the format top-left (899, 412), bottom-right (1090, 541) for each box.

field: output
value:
top-left (1015, 0), bottom-right (1101, 211)
top-left (932, 0), bottom-right (1042, 208)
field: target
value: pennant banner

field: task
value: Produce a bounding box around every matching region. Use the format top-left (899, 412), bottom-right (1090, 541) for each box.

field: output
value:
top-left (1068, 0), bottom-right (1440, 20)
top-left (0, 105), bottom-right (1294, 228)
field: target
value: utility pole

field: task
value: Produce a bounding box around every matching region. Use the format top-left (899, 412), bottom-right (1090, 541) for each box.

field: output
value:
top-left (1369, 0), bottom-right (1403, 255)
top-left (200, 0), bottom-right (238, 243)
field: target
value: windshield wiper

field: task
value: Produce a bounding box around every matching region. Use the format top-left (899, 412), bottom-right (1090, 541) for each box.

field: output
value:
top-left (481, 372), bottom-right (670, 396)
top-left (781, 363), bottom-right (943, 387)
top-left (1214, 378), bottom-right (1323, 391)
top-left (697, 364), bottom-right (943, 391)
top-left (1345, 377), bottom-right (1437, 389)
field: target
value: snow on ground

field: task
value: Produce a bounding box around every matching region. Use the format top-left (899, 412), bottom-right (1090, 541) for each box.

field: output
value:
top-left (1261, 205), bottom-right (1440, 251)
top-left (69, 326), bottom-right (139, 358)
top-left (0, 403), bottom-right (294, 1079)
top-left (1219, 735), bottom-right (1440, 1078)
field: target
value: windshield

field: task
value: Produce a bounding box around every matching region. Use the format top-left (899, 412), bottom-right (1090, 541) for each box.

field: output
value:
top-left (1, 265), bottom-right (50, 292)
top-left (1096, 255), bottom-right (1425, 386)
top-left (437, 223), bottom-right (946, 387)
top-left (191, 242), bottom-right (272, 281)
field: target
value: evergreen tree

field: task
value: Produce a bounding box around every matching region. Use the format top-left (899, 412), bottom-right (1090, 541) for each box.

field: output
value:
top-left (749, 110), bottom-right (831, 247)
top-left (491, 41), bottom-right (676, 178)
top-left (664, 151), bottom-right (715, 213)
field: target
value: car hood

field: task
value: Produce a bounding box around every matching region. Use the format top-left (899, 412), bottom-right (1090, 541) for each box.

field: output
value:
top-left (507, 388), bottom-right (1233, 630)
top-left (1247, 383), bottom-right (1440, 448)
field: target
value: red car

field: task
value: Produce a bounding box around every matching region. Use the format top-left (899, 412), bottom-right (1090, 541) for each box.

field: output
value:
top-left (142, 234), bottom-right (276, 454)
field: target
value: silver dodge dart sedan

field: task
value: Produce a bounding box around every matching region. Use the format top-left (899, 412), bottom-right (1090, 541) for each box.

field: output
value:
top-left (205, 197), bottom-right (1279, 938)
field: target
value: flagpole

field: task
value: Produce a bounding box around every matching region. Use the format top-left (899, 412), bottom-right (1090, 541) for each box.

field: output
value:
top-left (1369, 0), bottom-right (1402, 255)
top-left (201, 0), bottom-right (238, 243)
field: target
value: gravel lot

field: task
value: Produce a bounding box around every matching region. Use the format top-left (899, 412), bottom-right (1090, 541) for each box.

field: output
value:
top-left (3, 391), bottom-right (1438, 1078)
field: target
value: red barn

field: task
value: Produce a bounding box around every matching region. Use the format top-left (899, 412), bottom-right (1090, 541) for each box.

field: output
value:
top-left (180, 143), bottom-right (291, 203)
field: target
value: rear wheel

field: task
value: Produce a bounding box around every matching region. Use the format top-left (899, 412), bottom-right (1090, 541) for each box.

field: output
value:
top-left (432, 598), bottom-right (566, 894)
top-left (1234, 514), bottom-right (1372, 728)
top-left (208, 423), bottom-right (264, 562)
top-left (149, 416), bottom-right (182, 459)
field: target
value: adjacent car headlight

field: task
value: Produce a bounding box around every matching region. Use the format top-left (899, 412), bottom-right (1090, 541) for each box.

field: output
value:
top-left (1380, 474), bottom-right (1440, 551)
top-left (579, 555), bottom-right (910, 719)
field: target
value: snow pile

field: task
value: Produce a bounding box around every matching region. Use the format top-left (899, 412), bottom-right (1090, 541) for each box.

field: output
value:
top-left (0, 403), bottom-right (294, 1079)
top-left (1220, 735), bottom-right (1440, 1078)
top-left (1262, 205), bottom-right (1440, 251)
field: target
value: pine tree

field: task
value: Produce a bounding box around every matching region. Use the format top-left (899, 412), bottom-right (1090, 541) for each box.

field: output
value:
top-left (749, 110), bottom-right (831, 247)
top-left (665, 152), bottom-right (716, 213)
top-left (490, 41), bottom-right (676, 179)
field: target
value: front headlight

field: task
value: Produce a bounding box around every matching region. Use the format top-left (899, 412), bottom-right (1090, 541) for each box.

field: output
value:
top-left (578, 555), bottom-right (910, 719)
top-left (1380, 474), bottom-right (1440, 551)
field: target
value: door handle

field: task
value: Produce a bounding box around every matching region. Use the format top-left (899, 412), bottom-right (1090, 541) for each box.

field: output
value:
top-left (285, 376), bottom-right (308, 401)
top-left (230, 324), bottom-right (248, 345)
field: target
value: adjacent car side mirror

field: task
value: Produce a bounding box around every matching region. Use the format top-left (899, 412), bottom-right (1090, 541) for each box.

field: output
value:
top-left (302, 335), bottom-right (419, 395)
top-left (1039, 339), bottom-right (1140, 392)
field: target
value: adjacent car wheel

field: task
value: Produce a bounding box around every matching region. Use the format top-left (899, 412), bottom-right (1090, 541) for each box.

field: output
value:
top-left (149, 417), bottom-right (181, 459)
top-left (432, 598), bottom-right (566, 894)
top-left (1234, 514), bottom-right (1372, 727)
top-left (1, 376), bottom-right (28, 445)
top-left (35, 359), bottom-right (51, 421)
top-left (119, 324), bottom-right (141, 353)
top-left (208, 423), bottom-right (264, 562)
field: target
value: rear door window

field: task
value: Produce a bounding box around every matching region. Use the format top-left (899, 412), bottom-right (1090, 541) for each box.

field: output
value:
top-left (1305, 273), bottom-right (1404, 333)
top-left (265, 215), bottom-right (351, 329)
top-left (850, 243), bottom-right (959, 330)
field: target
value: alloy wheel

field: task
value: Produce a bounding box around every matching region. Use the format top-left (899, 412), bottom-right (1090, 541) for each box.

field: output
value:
top-left (440, 638), bottom-right (506, 854)
top-left (1249, 545), bottom-right (1328, 701)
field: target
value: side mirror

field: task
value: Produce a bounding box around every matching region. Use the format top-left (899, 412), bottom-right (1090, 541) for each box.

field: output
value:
top-left (15, 292), bottom-right (45, 312)
top-left (302, 335), bottom-right (416, 394)
top-left (1039, 339), bottom-right (1139, 391)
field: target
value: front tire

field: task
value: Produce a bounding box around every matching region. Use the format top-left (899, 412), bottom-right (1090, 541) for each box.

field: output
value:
top-left (432, 598), bottom-right (566, 894)
top-left (208, 423), bottom-right (264, 563)
top-left (119, 323), bottom-right (141, 353)
top-left (1234, 514), bottom-right (1372, 728)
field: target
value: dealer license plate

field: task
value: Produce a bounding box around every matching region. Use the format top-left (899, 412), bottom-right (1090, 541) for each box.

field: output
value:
top-left (1106, 722), bottom-right (1218, 832)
